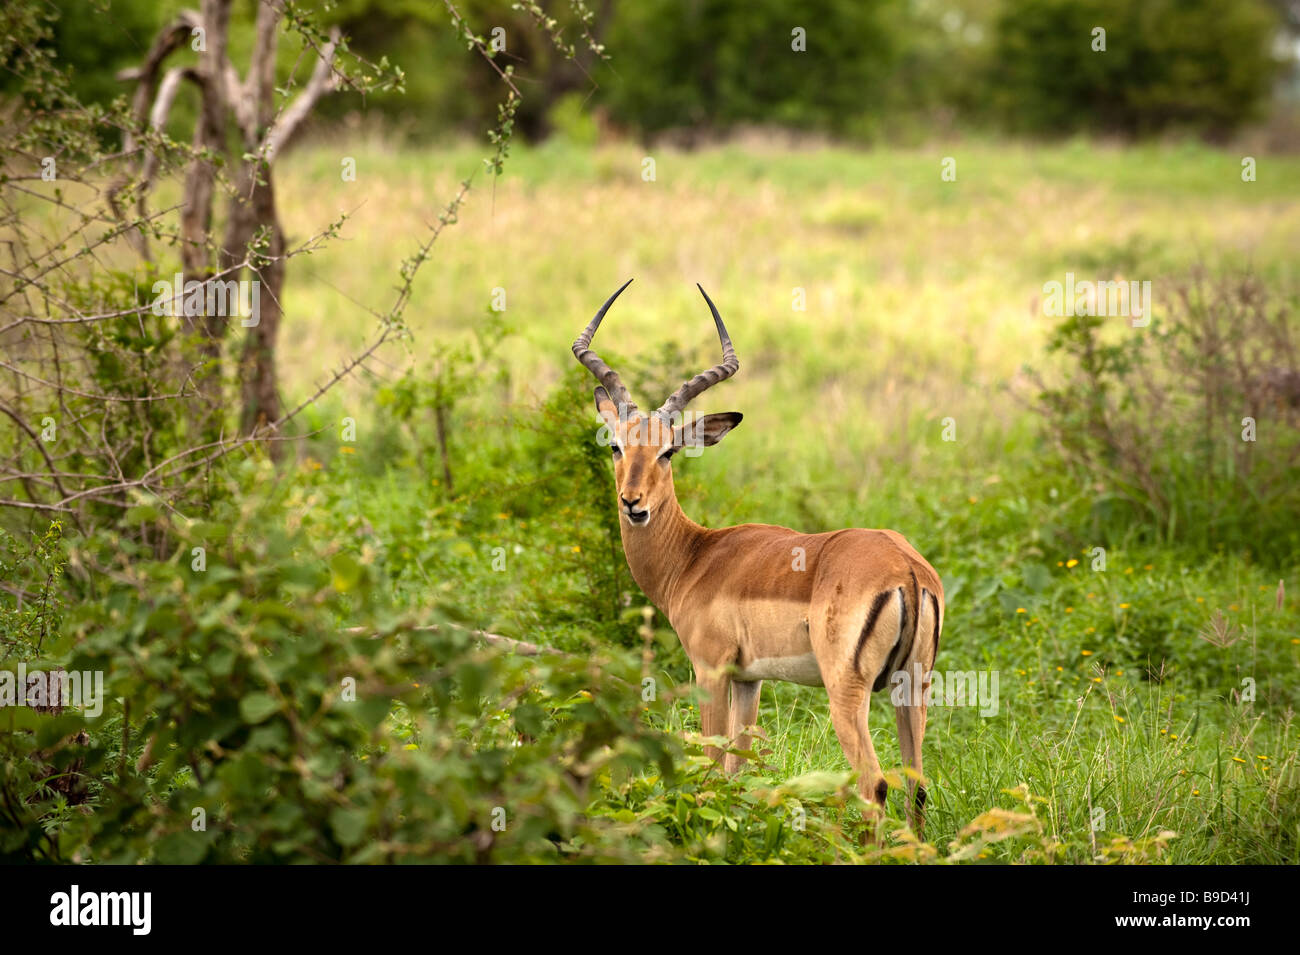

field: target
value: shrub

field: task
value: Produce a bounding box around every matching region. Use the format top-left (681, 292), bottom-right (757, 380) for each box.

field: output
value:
top-left (601, 0), bottom-right (903, 141)
top-left (0, 467), bottom-right (682, 862)
top-left (1031, 270), bottom-right (1300, 566)
top-left (990, 0), bottom-right (1279, 139)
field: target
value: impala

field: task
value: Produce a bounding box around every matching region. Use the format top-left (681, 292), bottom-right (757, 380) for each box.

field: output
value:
top-left (573, 280), bottom-right (945, 834)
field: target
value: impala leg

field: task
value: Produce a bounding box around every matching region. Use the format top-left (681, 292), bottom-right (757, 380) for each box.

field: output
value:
top-left (724, 679), bottom-right (762, 774)
top-left (695, 666), bottom-right (731, 767)
top-left (826, 678), bottom-right (887, 840)
top-left (894, 695), bottom-right (927, 836)
top-left (899, 591), bottom-right (939, 838)
top-left (908, 697), bottom-right (929, 836)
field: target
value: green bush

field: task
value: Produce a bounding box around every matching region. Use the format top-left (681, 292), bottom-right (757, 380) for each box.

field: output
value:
top-left (13, 0), bottom-right (1286, 144)
top-left (990, 0), bottom-right (1279, 138)
top-left (1031, 270), bottom-right (1300, 566)
top-left (601, 0), bottom-right (904, 140)
top-left (0, 466), bottom-right (670, 862)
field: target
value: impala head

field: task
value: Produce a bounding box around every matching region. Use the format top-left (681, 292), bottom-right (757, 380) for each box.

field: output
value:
top-left (573, 280), bottom-right (743, 528)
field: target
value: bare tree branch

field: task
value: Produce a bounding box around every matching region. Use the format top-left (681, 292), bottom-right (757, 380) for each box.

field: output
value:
top-left (117, 10), bottom-right (203, 157)
top-left (250, 0), bottom-right (284, 128)
top-left (263, 26), bottom-right (341, 163)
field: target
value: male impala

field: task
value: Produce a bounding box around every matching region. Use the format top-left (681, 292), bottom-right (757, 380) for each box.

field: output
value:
top-left (573, 280), bottom-right (944, 834)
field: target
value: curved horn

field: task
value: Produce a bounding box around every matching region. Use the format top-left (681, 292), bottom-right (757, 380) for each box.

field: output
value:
top-left (654, 284), bottom-right (739, 421)
top-left (572, 278), bottom-right (637, 416)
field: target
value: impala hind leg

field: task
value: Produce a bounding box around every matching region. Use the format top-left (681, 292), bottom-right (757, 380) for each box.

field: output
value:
top-left (893, 694), bottom-right (928, 836)
top-left (825, 676), bottom-right (888, 837)
top-left (813, 597), bottom-right (901, 843)
top-left (724, 679), bottom-right (762, 774)
top-left (895, 591), bottom-right (939, 836)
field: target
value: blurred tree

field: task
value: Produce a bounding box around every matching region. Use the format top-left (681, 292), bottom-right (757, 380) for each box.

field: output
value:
top-left (4, 0), bottom-right (1287, 143)
top-left (319, 0), bottom-right (608, 139)
top-left (17, 0), bottom-right (163, 106)
top-left (989, 0), bottom-right (1281, 138)
top-left (599, 0), bottom-right (905, 141)
top-left (886, 0), bottom-right (1000, 138)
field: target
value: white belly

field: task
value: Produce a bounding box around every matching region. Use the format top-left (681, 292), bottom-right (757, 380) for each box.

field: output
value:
top-left (734, 652), bottom-right (824, 687)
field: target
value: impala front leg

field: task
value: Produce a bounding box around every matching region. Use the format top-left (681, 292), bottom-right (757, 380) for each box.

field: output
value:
top-left (694, 664), bottom-right (732, 767)
top-left (725, 679), bottom-right (762, 774)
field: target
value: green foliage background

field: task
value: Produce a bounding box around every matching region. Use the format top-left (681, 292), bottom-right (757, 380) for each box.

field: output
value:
top-left (18, 0), bottom-right (1288, 142)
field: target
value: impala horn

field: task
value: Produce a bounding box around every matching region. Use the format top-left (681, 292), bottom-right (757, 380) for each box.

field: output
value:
top-left (654, 284), bottom-right (739, 422)
top-left (573, 278), bottom-right (637, 418)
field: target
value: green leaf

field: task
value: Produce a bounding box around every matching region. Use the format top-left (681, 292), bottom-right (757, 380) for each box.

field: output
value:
top-left (1022, 562), bottom-right (1052, 593)
top-left (239, 692), bottom-right (279, 724)
top-left (206, 646), bottom-right (237, 677)
top-left (154, 832), bottom-right (207, 864)
top-left (330, 807), bottom-right (368, 847)
top-left (513, 702), bottom-right (545, 736)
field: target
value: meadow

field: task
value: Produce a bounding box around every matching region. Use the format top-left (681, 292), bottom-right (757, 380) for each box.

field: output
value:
top-left (241, 135), bottom-right (1299, 863)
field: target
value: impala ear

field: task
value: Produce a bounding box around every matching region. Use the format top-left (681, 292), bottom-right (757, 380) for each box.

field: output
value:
top-left (676, 412), bottom-right (743, 449)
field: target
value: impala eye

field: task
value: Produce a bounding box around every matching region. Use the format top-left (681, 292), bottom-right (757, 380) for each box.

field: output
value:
top-left (659, 446), bottom-right (677, 462)
top-left (611, 445), bottom-right (623, 459)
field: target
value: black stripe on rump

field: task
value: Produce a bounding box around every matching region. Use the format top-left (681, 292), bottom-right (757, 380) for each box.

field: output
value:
top-left (896, 585), bottom-right (925, 673)
top-left (930, 590), bottom-right (942, 657)
top-left (875, 570), bottom-right (921, 692)
top-left (879, 585), bottom-right (922, 692)
top-left (853, 588), bottom-right (897, 678)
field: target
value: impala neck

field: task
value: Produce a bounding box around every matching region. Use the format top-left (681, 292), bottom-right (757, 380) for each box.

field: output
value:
top-left (617, 484), bottom-right (705, 613)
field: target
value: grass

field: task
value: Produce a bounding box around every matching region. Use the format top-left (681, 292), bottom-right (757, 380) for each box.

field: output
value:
top-left (273, 135), bottom-right (1300, 427)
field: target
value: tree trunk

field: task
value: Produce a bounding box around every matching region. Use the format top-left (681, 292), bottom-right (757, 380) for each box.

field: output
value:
top-left (236, 169), bottom-right (285, 441)
top-left (120, 1), bottom-right (338, 452)
top-left (180, 0), bottom-right (231, 368)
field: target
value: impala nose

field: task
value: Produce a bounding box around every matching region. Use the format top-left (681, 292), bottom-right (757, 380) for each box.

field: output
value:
top-left (620, 494), bottom-right (650, 525)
